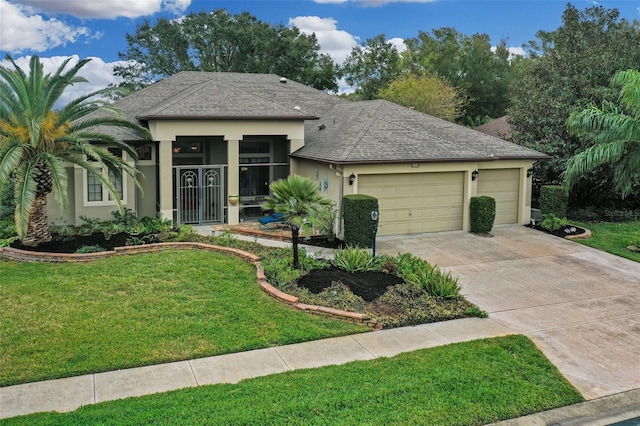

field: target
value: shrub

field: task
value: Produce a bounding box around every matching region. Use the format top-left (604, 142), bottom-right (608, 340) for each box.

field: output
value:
top-left (332, 246), bottom-right (375, 272)
top-left (628, 231), bottom-right (640, 248)
top-left (540, 185), bottom-right (568, 218)
top-left (540, 214), bottom-right (568, 232)
top-left (342, 194), bottom-right (379, 247)
top-left (470, 196), bottom-right (496, 234)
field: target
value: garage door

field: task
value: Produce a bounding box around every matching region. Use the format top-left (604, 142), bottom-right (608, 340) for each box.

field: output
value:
top-left (477, 169), bottom-right (520, 224)
top-left (359, 172), bottom-right (464, 236)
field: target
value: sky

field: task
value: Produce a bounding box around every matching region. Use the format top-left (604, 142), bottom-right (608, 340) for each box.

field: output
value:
top-left (1, 0), bottom-right (639, 102)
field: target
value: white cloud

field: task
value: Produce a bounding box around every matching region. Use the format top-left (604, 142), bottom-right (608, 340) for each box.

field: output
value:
top-left (387, 37), bottom-right (406, 53)
top-left (1, 55), bottom-right (124, 107)
top-left (12, 0), bottom-right (191, 19)
top-left (491, 45), bottom-right (525, 60)
top-left (0, 0), bottom-right (97, 53)
top-left (289, 16), bottom-right (358, 64)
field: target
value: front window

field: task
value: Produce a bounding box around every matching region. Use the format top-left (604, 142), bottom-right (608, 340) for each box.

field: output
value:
top-left (84, 148), bottom-right (126, 205)
top-left (238, 138), bottom-right (289, 206)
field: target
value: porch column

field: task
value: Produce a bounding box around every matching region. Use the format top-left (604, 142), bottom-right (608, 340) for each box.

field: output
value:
top-left (158, 140), bottom-right (174, 221)
top-left (227, 139), bottom-right (240, 225)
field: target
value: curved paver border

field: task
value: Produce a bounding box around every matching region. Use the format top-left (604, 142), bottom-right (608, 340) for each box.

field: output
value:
top-left (0, 242), bottom-right (376, 328)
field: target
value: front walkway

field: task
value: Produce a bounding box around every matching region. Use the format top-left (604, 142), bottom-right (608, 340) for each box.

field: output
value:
top-left (377, 225), bottom-right (640, 400)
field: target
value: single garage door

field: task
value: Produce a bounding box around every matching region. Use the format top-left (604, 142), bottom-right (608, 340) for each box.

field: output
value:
top-left (359, 172), bottom-right (464, 236)
top-left (477, 169), bottom-right (520, 224)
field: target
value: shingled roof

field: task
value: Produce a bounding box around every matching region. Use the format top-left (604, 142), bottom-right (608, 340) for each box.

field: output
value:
top-left (97, 71), bottom-right (547, 162)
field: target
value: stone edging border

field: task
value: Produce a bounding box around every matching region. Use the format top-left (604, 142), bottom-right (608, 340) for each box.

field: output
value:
top-left (0, 242), bottom-right (377, 328)
top-left (565, 224), bottom-right (592, 240)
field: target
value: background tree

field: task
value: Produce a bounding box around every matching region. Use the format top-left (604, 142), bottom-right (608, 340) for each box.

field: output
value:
top-left (508, 4), bottom-right (640, 208)
top-left (115, 10), bottom-right (338, 92)
top-left (261, 175), bottom-right (332, 269)
top-left (339, 34), bottom-right (402, 100)
top-left (378, 73), bottom-right (465, 122)
top-left (0, 56), bottom-right (151, 246)
top-left (402, 28), bottom-right (513, 124)
top-left (565, 69), bottom-right (640, 198)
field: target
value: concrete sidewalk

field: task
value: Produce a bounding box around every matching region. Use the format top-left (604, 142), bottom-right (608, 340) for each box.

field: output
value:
top-left (1, 317), bottom-right (510, 419)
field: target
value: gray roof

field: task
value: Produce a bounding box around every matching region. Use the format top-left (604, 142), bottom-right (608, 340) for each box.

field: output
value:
top-left (96, 71), bottom-right (546, 162)
top-left (294, 100), bottom-right (548, 163)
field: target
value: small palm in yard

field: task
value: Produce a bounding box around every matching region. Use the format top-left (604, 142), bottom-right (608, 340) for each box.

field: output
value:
top-left (262, 175), bottom-right (332, 269)
top-left (0, 56), bottom-right (151, 246)
top-left (565, 69), bottom-right (640, 198)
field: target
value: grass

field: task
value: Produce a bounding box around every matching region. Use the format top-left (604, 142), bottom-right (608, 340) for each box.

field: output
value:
top-left (0, 250), bottom-right (367, 386)
top-left (0, 335), bottom-right (584, 426)
top-left (572, 220), bottom-right (640, 262)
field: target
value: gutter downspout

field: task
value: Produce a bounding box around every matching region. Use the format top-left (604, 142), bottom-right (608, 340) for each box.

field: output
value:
top-left (334, 164), bottom-right (345, 238)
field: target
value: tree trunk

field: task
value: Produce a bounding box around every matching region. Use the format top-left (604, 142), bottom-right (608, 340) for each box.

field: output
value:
top-left (291, 226), bottom-right (300, 269)
top-left (21, 193), bottom-right (52, 247)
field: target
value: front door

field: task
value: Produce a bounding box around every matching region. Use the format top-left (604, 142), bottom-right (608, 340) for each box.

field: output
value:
top-left (175, 166), bottom-right (224, 224)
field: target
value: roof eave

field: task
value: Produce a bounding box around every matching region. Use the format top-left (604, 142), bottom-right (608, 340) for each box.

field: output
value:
top-left (291, 154), bottom-right (552, 165)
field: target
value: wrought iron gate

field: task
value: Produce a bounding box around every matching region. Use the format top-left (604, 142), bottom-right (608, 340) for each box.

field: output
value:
top-left (175, 166), bottom-right (224, 224)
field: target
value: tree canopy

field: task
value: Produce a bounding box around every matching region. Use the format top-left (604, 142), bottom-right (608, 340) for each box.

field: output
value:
top-left (115, 9), bottom-right (338, 92)
top-left (565, 69), bottom-right (640, 198)
top-left (508, 4), bottom-right (640, 207)
top-left (378, 73), bottom-right (465, 122)
top-left (0, 56), bottom-right (150, 246)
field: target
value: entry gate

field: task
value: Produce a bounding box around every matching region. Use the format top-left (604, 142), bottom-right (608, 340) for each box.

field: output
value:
top-left (175, 166), bottom-right (224, 224)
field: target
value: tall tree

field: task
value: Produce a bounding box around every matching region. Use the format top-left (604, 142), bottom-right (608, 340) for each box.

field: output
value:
top-left (115, 10), bottom-right (338, 92)
top-left (565, 69), bottom-right (640, 198)
top-left (508, 4), bottom-right (640, 206)
top-left (378, 73), bottom-right (466, 122)
top-left (339, 34), bottom-right (402, 100)
top-left (403, 28), bottom-right (513, 124)
top-left (0, 56), bottom-right (151, 246)
top-left (261, 175), bottom-right (332, 269)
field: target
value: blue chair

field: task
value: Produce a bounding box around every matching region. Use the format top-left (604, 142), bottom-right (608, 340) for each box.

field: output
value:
top-left (258, 212), bottom-right (286, 229)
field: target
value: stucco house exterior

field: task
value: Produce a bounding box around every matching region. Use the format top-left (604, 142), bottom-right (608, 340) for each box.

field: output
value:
top-left (49, 72), bottom-right (548, 237)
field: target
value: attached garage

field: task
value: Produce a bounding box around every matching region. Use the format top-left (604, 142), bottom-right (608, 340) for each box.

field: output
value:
top-left (477, 169), bottom-right (520, 224)
top-left (359, 172), bottom-right (464, 236)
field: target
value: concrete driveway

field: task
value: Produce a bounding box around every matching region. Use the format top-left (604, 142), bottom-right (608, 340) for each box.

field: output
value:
top-left (377, 225), bottom-right (640, 400)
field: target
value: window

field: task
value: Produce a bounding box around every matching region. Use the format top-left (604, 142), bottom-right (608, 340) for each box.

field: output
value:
top-left (84, 148), bottom-right (127, 205)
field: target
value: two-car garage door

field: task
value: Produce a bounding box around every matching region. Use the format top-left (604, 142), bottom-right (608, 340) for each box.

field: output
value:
top-left (359, 172), bottom-right (464, 236)
top-left (358, 169), bottom-right (521, 236)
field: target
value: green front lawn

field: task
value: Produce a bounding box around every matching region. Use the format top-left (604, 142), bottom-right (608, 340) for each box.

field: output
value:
top-left (0, 250), bottom-right (367, 386)
top-left (573, 220), bottom-right (640, 262)
top-left (0, 335), bottom-right (583, 426)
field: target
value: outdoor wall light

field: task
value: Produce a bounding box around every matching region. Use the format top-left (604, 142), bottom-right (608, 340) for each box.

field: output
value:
top-left (527, 168), bottom-right (534, 178)
top-left (471, 170), bottom-right (479, 181)
top-left (348, 173), bottom-right (356, 185)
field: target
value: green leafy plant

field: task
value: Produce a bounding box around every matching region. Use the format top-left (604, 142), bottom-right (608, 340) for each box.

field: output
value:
top-left (540, 214), bottom-right (568, 232)
top-left (332, 246), bottom-right (376, 273)
top-left (0, 236), bottom-right (18, 247)
top-left (75, 245), bottom-right (106, 253)
top-left (539, 185), bottom-right (568, 218)
top-left (470, 196), bottom-right (496, 234)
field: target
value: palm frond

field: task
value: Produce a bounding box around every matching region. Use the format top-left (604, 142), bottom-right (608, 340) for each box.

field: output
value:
top-left (41, 154), bottom-right (69, 213)
top-left (0, 142), bottom-right (24, 182)
top-left (13, 161), bottom-right (37, 239)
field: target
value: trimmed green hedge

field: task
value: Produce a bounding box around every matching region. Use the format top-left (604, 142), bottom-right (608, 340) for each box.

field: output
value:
top-left (470, 196), bottom-right (496, 234)
top-left (540, 185), bottom-right (568, 218)
top-left (343, 194), bottom-right (379, 247)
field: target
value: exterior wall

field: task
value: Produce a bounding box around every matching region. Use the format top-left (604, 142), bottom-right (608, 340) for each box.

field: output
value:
top-left (136, 163), bottom-right (157, 219)
top-left (299, 159), bottom-right (534, 234)
top-left (47, 166), bottom-right (75, 226)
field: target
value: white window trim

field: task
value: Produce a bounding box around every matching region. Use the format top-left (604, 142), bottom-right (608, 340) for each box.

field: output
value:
top-left (79, 151), bottom-right (133, 207)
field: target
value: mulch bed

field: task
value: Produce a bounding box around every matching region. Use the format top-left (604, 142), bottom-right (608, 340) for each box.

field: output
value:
top-left (528, 223), bottom-right (587, 238)
top-left (296, 265), bottom-right (404, 302)
top-left (10, 232), bottom-right (150, 253)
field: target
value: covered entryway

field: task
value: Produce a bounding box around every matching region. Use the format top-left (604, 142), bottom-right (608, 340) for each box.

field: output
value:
top-left (359, 172), bottom-right (464, 236)
top-left (477, 168), bottom-right (520, 224)
top-left (175, 166), bottom-right (225, 224)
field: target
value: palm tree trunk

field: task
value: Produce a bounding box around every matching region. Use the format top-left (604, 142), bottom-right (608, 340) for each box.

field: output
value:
top-left (291, 226), bottom-right (300, 269)
top-left (21, 194), bottom-right (52, 246)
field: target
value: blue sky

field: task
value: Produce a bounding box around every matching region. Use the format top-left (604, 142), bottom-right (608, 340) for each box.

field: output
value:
top-left (1, 0), bottom-right (639, 101)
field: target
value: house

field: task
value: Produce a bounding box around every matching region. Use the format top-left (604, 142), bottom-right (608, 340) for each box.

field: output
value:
top-left (474, 116), bottom-right (512, 140)
top-left (49, 72), bottom-right (548, 237)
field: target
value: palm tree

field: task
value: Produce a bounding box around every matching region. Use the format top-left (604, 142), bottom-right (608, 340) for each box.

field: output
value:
top-left (565, 69), bottom-right (640, 198)
top-left (262, 175), bottom-right (333, 269)
top-left (0, 56), bottom-right (151, 246)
